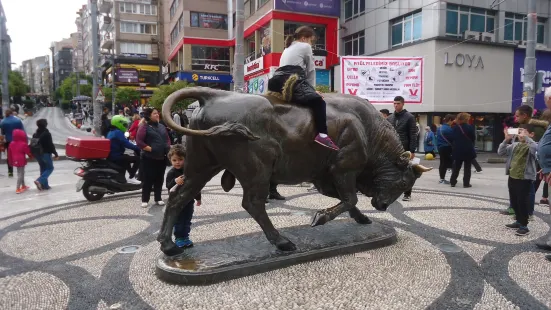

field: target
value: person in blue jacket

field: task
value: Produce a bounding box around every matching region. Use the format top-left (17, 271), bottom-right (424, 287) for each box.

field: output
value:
top-left (423, 126), bottom-right (436, 158)
top-left (536, 87), bottom-right (551, 261)
top-left (0, 109), bottom-right (24, 177)
top-left (436, 114), bottom-right (455, 184)
top-left (107, 115), bottom-right (141, 184)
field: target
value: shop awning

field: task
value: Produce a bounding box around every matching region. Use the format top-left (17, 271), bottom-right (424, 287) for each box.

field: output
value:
top-left (118, 64), bottom-right (160, 72)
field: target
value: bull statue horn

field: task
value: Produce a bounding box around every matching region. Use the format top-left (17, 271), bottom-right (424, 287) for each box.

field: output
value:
top-left (413, 164), bottom-right (433, 173)
top-left (400, 151), bottom-right (412, 161)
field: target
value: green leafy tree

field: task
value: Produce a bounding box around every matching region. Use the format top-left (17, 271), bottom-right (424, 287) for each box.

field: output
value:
top-left (149, 80), bottom-right (195, 111)
top-left (115, 87), bottom-right (141, 105)
top-left (0, 71), bottom-right (30, 98)
top-left (57, 73), bottom-right (93, 101)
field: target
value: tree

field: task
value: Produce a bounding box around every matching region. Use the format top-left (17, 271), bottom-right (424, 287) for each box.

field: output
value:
top-left (57, 73), bottom-right (93, 101)
top-left (149, 80), bottom-right (196, 111)
top-left (0, 71), bottom-right (30, 98)
top-left (115, 87), bottom-right (141, 105)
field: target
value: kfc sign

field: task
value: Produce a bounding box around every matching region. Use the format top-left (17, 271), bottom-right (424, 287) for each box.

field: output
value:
top-left (245, 57), bottom-right (264, 75)
top-left (314, 56), bottom-right (326, 69)
top-left (191, 63), bottom-right (230, 72)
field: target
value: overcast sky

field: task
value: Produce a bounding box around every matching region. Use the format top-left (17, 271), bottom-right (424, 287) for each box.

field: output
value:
top-left (4, 0), bottom-right (87, 68)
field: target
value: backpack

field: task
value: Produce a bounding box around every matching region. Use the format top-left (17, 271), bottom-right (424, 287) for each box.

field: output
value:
top-left (30, 133), bottom-right (44, 156)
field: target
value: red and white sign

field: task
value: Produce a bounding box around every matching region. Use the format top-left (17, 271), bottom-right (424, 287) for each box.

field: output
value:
top-left (245, 57), bottom-right (264, 76)
top-left (313, 56), bottom-right (326, 70)
top-left (340, 56), bottom-right (424, 104)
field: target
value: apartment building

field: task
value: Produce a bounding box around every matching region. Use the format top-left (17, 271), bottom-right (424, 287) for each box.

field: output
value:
top-left (20, 56), bottom-right (51, 96)
top-left (98, 0), bottom-right (162, 104)
top-left (337, 0), bottom-right (551, 152)
top-left (53, 48), bottom-right (73, 91)
top-left (50, 37), bottom-right (74, 91)
top-left (162, 0), bottom-right (233, 90)
top-left (76, 4), bottom-right (96, 76)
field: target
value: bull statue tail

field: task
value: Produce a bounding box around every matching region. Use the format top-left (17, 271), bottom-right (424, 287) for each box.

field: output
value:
top-left (282, 74), bottom-right (299, 102)
top-left (162, 87), bottom-right (260, 141)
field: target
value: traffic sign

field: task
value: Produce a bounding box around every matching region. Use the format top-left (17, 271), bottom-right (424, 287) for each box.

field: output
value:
top-left (96, 87), bottom-right (105, 102)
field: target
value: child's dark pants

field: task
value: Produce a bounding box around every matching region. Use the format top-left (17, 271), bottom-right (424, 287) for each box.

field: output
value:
top-left (508, 177), bottom-right (532, 226)
top-left (173, 200), bottom-right (195, 239)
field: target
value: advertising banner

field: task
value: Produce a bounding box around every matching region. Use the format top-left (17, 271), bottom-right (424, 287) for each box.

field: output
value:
top-left (512, 48), bottom-right (551, 112)
top-left (116, 68), bottom-right (139, 83)
top-left (245, 57), bottom-right (264, 76)
top-left (340, 56), bottom-right (424, 104)
top-left (274, 0), bottom-right (340, 17)
top-left (246, 74), bottom-right (270, 95)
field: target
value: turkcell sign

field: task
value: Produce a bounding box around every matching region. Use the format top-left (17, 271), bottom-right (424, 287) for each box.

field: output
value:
top-left (512, 48), bottom-right (551, 112)
top-left (177, 72), bottom-right (233, 84)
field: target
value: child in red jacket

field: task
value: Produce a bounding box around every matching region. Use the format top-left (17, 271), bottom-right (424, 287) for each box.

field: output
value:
top-left (8, 129), bottom-right (32, 193)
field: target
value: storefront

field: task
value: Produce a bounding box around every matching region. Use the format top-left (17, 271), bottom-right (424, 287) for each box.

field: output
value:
top-left (336, 38), bottom-right (515, 152)
top-left (512, 48), bottom-right (551, 112)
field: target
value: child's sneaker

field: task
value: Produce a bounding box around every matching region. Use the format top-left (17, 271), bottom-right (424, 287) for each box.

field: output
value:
top-left (515, 226), bottom-right (530, 236)
top-left (439, 179), bottom-right (450, 184)
top-left (506, 222), bottom-right (521, 229)
top-left (15, 188), bottom-right (22, 194)
top-left (175, 238), bottom-right (194, 248)
top-left (314, 134), bottom-right (340, 151)
top-left (141, 202), bottom-right (149, 208)
top-left (20, 186), bottom-right (30, 193)
top-left (156, 201), bottom-right (165, 206)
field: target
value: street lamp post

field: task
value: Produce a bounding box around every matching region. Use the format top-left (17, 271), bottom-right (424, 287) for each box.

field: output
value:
top-left (90, 0), bottom-right (102, 136)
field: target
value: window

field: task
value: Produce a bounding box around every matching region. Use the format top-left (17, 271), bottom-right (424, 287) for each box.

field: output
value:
top-left (191, 46), bottom-right (230, 66)
top-left (169, 0), bottom-right (179, 18)
top-left (343, 31), bottom-right (365, 56)
top-left (190, 12), bottom-right (228, 30)
top-left (119, 3), bottom-right (157, 15)
top-left (391, 12), bottom-right (422, 47)
top-left (344, 0), bottom-right (365, 21)
top-left (258, 0), bottom-right (269, 8)
top-left (245, 35), bottom-right (256, 60)
top-left (446, 4), bottom-right (495, 38)
top-left (120, 22), bottom-right (157, 35)
top-left (179, 13), bottom-right (184, 32)
top-left (284, 22), bottom-right (326, 50)
top-left (170, 26), bottom-right (179, 46)
top-left (504, 13), bottom-right (546, 44)
top-left (120, 42), bottom-right (152, 54)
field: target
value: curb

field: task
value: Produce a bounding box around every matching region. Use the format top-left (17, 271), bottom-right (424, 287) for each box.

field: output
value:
top-left (0, 155), bottom-right (69, 165)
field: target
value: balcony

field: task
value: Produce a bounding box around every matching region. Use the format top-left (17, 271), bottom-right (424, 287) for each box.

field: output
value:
top-left (99, 15), bottom-right (113, 32)
top-left (98, 0), bottom-right (113, 14)
top-left (101, 33), bottom-right (114, 49)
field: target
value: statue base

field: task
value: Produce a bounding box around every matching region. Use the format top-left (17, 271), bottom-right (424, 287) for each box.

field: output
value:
top-left (155, 220), bottom-right (396, 285)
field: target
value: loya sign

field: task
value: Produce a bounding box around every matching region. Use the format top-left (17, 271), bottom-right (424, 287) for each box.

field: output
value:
top-left (444, 52), bottom-right (484, 69)
top-left (245, 57), bottom-right (264, 76)
top-left (313, 56), bottom-right (326, 70)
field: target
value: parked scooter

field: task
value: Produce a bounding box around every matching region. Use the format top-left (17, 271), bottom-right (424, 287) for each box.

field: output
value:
top-left (74, 159), bottom-right (142, 201)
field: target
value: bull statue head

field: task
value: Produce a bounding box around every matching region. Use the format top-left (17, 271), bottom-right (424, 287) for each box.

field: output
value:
top-left (368, 151), bottom-right (432, 211)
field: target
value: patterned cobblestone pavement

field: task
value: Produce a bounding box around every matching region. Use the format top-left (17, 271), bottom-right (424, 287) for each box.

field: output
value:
top-left (0, 175), bottom-right (550, 310)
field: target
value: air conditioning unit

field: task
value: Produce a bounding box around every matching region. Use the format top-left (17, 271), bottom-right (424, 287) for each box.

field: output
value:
top-left (463, 31), bottom-right (480, 41)
top-left (537, 43), bottom-right (547, 50)
top-left (481, 32), bottom-right (495, 43)
top-left (518, 40), bottom-right (527, 47)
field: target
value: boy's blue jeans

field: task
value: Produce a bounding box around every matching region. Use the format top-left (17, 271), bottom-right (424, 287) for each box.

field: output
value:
top-left (173, 200), bottom-right (195, 239)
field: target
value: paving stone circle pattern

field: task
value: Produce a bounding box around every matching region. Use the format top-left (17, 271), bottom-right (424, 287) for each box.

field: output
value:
top-left (0, 175), bottom-right (550, 309)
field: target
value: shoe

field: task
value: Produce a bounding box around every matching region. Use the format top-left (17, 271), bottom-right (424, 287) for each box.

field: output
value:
top-left (19, 186), bottom-right (29, 193)
top-left (175, 238), bottom-right (194, 248)
top-left (500, 208), bottom-right (515, 215)
top-left (15, 188), bottom-right (22, 194)
top-left (141, 202), bottom-right (149, 208)
top-left (307, 185), bottom-right (317, 192)
top-left (127, 178), bottom-right (141, 185)
top-left (540, 198), bottom-right (549, 206)
top-left (156, 201), bottom-right (165, 206)
top-left (314, 134), bottom-right (340, 151)
top-left (450, 184), bottom-right (456, 187)
top-left (463, 184), bottom-right (472, 188)
top-left (8, 172), bottom-right (13, 177)
top-left (515, 227), bottom-right (530, 236)
top-left (535, 242), bottom-right (551, 251)
top-left (268, 192), bottom-right (286, 200)
top-left (34, 180), bottom-right (43, 191)
top-left (439, 179), bottom-right (450, 184)
top-left (506, 222), bottom-right (521, 229)
top-left (402, 195), bottom-right (411, 201)
top-left (475, 170), bottom-right (483, 173)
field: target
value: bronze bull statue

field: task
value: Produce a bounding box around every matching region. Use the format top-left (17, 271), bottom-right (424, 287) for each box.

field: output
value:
top-left (158, 87), bottom-right (431, 256)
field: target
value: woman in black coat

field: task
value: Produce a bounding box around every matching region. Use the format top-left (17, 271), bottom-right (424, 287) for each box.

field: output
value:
top-left (449, 113), bottom-right (476, 188)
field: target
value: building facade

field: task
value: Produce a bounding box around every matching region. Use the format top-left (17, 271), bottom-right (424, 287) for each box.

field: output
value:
top-left (98, 0), bottom-right (162, 105)
top-left (335, 0), bottom-right (551, 152)
top-left (77, 4), bottom-right (97, 76)
top-left (20, 56), bottom-right (51, 97)
top-left (54, 48), bottom-right (73, 91)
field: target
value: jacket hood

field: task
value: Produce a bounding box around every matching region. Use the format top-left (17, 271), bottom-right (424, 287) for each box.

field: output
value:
top-left (12, 129), bottom-right (27, 142)
top-left (529, 119), bottom-right (549, 128)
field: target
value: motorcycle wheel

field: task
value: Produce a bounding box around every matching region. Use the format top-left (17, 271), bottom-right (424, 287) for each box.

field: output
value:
top-left (82, 181), bottom-right (105, 202)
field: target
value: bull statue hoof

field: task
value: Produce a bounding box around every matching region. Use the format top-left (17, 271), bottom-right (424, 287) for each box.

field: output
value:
top-left (310, 211), bottom-right (330, 227)
top-left (275, 236), bottom-right (297, 251)
top-left (351, 213), bottom-right (372, 225)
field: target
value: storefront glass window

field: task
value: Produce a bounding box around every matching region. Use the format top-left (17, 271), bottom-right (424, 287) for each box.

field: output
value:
top-left (191, 46), bottom-right (230, 67)
top-left (504, 13), bottom-right (546, 44)
top-left (446, 5), bottom-right (495, 38)
top-left (391, 11), bottom-right (422, 47)
top-left (284, 22), bottom-right (326, 51)
top-left (473, 115), bottom-right (494, 152)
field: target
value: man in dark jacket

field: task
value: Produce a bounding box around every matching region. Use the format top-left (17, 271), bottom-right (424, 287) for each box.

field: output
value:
top-left (386, 96), bottom-right (417, 201)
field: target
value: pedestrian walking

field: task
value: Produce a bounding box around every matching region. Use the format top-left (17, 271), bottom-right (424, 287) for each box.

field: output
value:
top-left (386, 96), bottom-right (417, 201)
top-left (136, 108), bottom-right (171, 208)
top-left (498, 124), bottom-right (538, 236)
top-left (0, 109), bottom-right (24, 177)
top-left (423, 126), bottom-right (436, 158)
top-left (32, 119), bottom-right (59, 190)
top-left (449, 113), bottom-right (476, 188)
top-left (436, 114), bottom-right (455, 184)
top-left (8, 129), bottom-right (32, 194)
